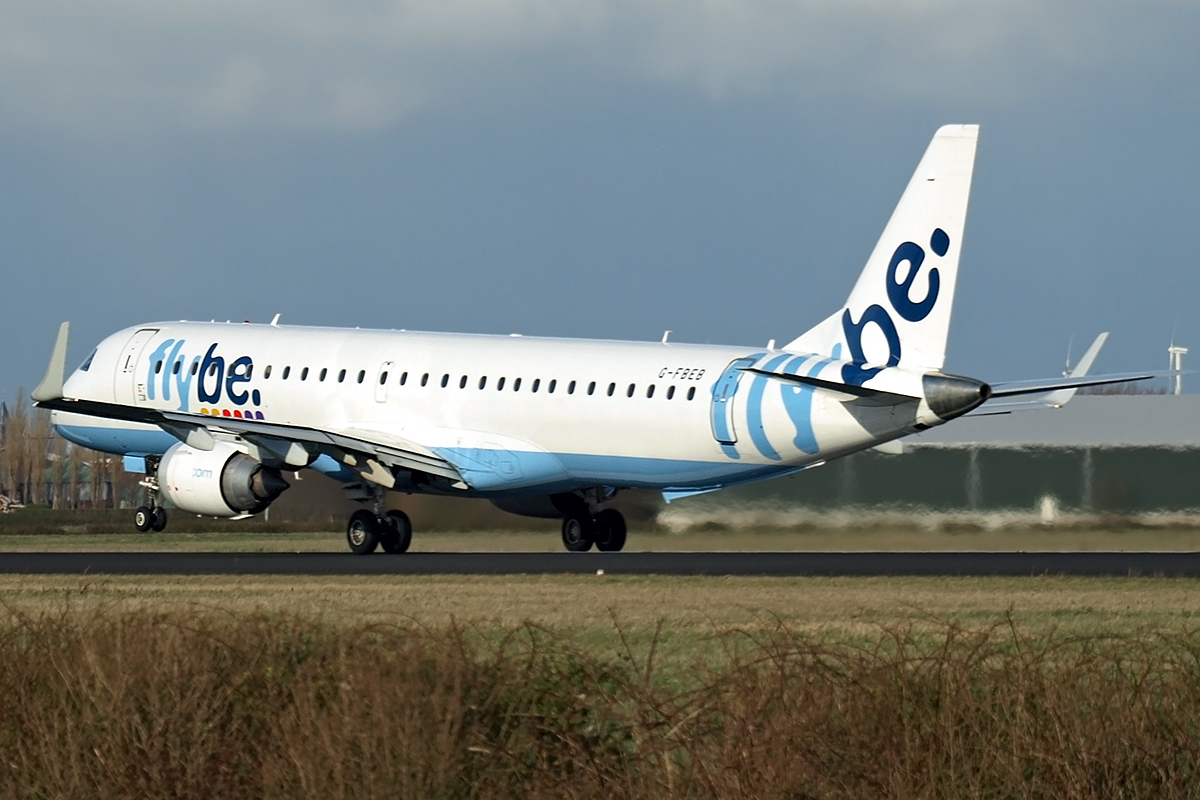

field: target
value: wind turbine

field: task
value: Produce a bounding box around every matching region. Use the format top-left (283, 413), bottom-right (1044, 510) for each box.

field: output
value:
top-left (1169, 322), bottom-right (1187, 395)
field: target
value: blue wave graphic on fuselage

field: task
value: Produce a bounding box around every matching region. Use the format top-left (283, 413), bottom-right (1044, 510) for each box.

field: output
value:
top-left (746, 354), bottom-right (792, 460)
top-left (779, 356), bottom-right (833, 455)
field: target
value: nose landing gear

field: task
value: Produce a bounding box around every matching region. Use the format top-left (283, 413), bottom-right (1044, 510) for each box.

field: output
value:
top-left (133, 458), bottom-right (168, 532)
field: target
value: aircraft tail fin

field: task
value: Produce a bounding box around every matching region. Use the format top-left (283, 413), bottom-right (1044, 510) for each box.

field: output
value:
top-left (785, 125), bottom-right (979, 373)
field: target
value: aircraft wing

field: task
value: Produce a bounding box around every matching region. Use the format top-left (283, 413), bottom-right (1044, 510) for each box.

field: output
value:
top-left (36, 395), bottom-right (465, 487)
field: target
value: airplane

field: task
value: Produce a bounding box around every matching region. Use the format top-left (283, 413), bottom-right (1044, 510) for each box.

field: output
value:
top-left (30, 124), bottom-right (1161, 554)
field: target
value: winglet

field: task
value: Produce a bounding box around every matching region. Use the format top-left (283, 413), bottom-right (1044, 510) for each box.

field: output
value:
top-left (32, 322), bottom-right (70, 402)
top-left (1041, 331), bottom-right (1108, 407)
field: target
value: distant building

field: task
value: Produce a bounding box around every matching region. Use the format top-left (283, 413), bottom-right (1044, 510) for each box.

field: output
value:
top-left (663, 396), bottom-right (1200, 527)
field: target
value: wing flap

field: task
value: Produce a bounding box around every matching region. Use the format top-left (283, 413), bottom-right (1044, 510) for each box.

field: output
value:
top-left (39, 396), bottom-right (464, 484)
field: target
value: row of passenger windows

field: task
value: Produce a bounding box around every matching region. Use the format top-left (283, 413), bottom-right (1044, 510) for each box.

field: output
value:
top-left (378, 371), bottom-right (698, 400)
top-left (150, 357), bottom-right (699, 400)
top-left (156, 357), bottom-right (705, 400)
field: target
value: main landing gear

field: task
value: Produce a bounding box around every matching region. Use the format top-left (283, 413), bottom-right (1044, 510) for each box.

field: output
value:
top-left (346, 508), bottom-right (413, 555)
top-left (561, 508), bottom-right (627, 552)
top-left (134, 458), bottom-right (168, 533)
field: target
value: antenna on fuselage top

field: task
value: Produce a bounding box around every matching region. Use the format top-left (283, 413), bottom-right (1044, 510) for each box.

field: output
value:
top-left (271, 313), bottom-right (281, 327)
top-left (662, 331), bottom-right (671, 344)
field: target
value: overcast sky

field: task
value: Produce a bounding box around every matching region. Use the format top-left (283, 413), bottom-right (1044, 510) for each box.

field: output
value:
top-left (2, 0), bottom-right (1199, 401)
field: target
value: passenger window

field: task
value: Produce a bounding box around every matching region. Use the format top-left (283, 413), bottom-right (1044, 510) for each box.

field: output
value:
top-left (548, 379), bottom-right (556, 393)
top-left (667, 386), bottom-right (675, 400)
top-left (245, 365), bottom-right (253, 379)
top-left (154, 360), bottom-right (163, 374)
top-left (192, 362), bottom-right (199, 376)
top-left (320, 368), bottom-right (328, 381)
top-left (282, 366), bottom-right (291, 380)
top-left (380, 371), bottom-right (389, 385)
top-left (459, 375), bottom-right (467, 389)
top-left (607, 383), bottom-right (616, 397)
top-left (398, 371), bottom-right (406, 385)
top-left (497, 377), bottom-right (506, 390)
top-left (687, 387), bottom-right (696, 400)
top-left (626, 383), bottom-right (635, 398)
top-left (587, 381), bottom-right (596, 396)
top-left (338, 369), bottom-right (346, 383)
top-left (357, 370), bottom-right (366, 384)
top-left (479, 376), bottom-right (487, 389)
top-left (568, 380), bottom-right (576, 394)
top-left (264, 365), bottom-right (273, 379)
top-left (440, 374), bottom-right (449, 388)
top-left (532, 379), bottom-right (540, 393)
top-left (300, 367), bottom-right (308, 380)
top-left (173, 360), bottom-right (182, 375)
top-left (514, 378), bottom-right (522, 391)
top-left (646, 385), bottom-right (655, 398)
top-left (420, 373), bottom-right (429, 387)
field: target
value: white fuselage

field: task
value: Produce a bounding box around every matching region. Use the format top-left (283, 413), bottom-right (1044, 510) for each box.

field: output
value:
top-left (54, 321), bottom-right (943, 497)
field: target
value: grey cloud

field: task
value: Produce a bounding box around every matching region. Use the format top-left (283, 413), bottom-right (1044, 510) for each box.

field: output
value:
top-left (0, 0), bottom-right (1192, 133)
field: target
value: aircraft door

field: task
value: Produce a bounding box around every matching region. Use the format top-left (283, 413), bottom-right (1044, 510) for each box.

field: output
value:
top-left (710, 357), bottom-right (757, 445)
top-left (113, 328), bottom-right (159, 405)
top-left (375, 361), bottom-right (394, 403)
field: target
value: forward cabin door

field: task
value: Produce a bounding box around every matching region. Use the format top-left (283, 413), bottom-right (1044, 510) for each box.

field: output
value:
top-left (375, 361), bottom-right (394, 403)
top-left (113, 328), bottom-right (159, 405)
top-left (710, 357), bottom-right (756, 445)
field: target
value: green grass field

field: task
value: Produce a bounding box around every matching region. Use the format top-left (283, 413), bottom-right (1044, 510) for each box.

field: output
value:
top-left (3, 573), bottom-right (1199, 641)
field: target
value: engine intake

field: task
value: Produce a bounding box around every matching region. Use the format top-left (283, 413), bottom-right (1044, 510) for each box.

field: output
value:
top-left (159, 441), bottom-right (289, 517)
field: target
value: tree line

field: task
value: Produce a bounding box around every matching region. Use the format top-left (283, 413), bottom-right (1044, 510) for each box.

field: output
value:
top-left (0, 390), bottom-right (139, 509)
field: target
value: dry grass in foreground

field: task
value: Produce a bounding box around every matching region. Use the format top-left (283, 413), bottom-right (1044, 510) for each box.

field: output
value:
top-left (1, 607), bottom-right (1198, 799)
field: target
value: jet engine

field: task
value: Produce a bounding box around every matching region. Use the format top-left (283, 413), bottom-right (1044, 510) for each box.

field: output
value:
top-left (158, 441), bottom-right (289, 517)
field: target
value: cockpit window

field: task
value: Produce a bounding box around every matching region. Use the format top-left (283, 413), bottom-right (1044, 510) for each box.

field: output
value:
top-left (79, 349), bottom-right (97, 372)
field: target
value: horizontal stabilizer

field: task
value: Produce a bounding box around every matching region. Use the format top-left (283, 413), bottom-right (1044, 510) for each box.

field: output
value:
top-left (738, 366), bottom-right (913, 402)
top-left (989, 370), bottom-right (1172, 399)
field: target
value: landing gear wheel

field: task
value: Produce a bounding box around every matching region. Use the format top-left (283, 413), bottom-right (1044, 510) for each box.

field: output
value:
top-left (347, 510), bottom-right (381, 555)
top-left (593, 509), bottom-right (627, 552)
top-left (134, 506), bottom-right (153, 532)
top-left (150, 507), bottom-right (168, 532)
top-left (561, 513), bottom-right (595, 552)
top-left (381, 510), bottom-right (413, 554)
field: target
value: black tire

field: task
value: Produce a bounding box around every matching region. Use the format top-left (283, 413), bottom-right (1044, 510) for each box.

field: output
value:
top-left (150, 507), bottom-right (168, 532)
top-left (347, 510), bottom-right (381, 555)
top-left (134, 506), bottom-right (153, 532)
top-left (593, 508), bottom-right (627, 552)
top-left (561, 513), bottom-right (595, 552)
top-left (381, 509), bottom-right (413, 554)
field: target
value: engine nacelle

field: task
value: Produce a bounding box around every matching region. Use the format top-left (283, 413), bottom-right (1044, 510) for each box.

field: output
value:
top-left (159, 441), bottom-right (289, 517)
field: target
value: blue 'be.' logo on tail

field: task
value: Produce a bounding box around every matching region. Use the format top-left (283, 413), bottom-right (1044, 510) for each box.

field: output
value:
top-left (841, 228), bottom-right (949, 386)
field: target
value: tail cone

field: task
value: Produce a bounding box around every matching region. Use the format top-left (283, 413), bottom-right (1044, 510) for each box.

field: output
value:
top-left (923, 373), bottom-right (991, 421)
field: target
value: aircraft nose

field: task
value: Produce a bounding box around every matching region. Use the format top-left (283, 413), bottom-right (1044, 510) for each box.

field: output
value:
top-left (922, 373), bottom-right (991, 421)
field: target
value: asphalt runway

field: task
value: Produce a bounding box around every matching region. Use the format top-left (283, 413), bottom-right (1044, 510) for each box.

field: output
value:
top-left (2, 551), bottom-right (1200, 576)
